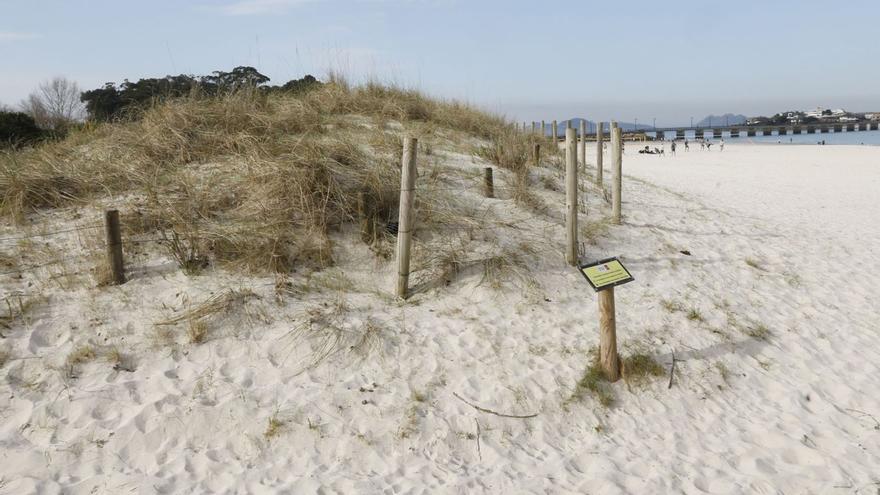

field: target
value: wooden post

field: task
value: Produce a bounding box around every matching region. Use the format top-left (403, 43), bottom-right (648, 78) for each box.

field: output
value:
top-left (578, 119), bottom-right (587, 172)
top-left (396, 137), bottom-right (418, 299)
top-left (552, 120), bottom-right (558, 142)
top-left (565, 128), bottom-right (578, 266)
top-left (357, 191), bottom-right (373, 243)
top-left (533, 143), bottom-right (541, 166)
top-left (611, 122), bottom-right (622, 224)
top-left (567, 120), bottom-right (573, 129)
top-left (598, 288), bottom-right (621, 381)
top-left (596, 121), bottom-right (604, 186)
top-left (531, 121), bottom-right (536, 134)
top-left (541, 120), bottom-right (546, 137)
top-left (483, 167), bottom-right (494, 198)
top-left (104, 209), bottom-right (125, 285)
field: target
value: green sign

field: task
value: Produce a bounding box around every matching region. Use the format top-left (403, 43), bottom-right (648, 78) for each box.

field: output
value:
top-left (579, 257), bottom-right (634, 292)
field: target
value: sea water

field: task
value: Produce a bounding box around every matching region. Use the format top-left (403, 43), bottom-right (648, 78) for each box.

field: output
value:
top-left (653, 129), bottom-right (880, 145)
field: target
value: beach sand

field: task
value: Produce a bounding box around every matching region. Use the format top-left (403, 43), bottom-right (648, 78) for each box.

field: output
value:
top-left (1, 142), bottom-right (878, 494)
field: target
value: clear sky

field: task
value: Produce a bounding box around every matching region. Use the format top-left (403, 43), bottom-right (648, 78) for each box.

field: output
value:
top-left (3, 0), bottom-right (880, 126)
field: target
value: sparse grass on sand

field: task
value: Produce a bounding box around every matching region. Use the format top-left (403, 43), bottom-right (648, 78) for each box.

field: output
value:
top-left (570, 350), bottom-right (665, 408)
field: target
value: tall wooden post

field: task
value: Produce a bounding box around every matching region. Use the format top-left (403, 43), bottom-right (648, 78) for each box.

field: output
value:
top-left (104, 209), bottom-right (125, 285)
top-left (596, 122), bottom-right (604, 186)
top-left (565, 128), bottom-right (578, 266)
top-left (541, 120), bottom-right (546, 137)
top-left (533, 143), bottom-right (541, 166)
top-left (531, 121), bottom-right (536, 134)
top-left (552, 120), bottom-right (558, 143)
top-left (483, 167), bottom-right (494, 198)
top-left (396, 137), bottom-right (418, 299)
top-left (611, 122), bottom-right (622, 224)
top-left (578, 119), bottom-right (587, 172)
top-left (599, 288), bottom-right (620, 381)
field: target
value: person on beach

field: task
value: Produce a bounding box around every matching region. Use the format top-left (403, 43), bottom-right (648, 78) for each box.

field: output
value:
top-left (719, 138), bottom-right (725, 152)
top-left (671, 141), bottom-right (676, 155)
top-left (684, 139), bottom-right (689, 151)
top-left (700, 140), bottom-right (705, 150)
top-left (706, 140), bottom-right (713, 151)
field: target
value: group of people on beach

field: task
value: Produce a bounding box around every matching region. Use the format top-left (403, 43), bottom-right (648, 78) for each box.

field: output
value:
top-left (639, 137), bottom-right (724, 156)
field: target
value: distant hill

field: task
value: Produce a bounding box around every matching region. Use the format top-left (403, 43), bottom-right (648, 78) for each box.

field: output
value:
top-left (695, 114), bottom-right (747, 127)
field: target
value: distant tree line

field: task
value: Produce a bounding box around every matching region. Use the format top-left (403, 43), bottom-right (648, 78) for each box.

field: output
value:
top-left (1, 67), bottom-right (321, 147)
top-left (80, 67), bottom-right (321, 122)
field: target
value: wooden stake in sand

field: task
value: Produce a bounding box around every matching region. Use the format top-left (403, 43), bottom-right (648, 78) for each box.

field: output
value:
top-left (596, 121), bottom-right (604, 186)
top-left (611, 122), bottom-right (622, 224)
top-left (533, 143), bottom-right (541, 166)
top-left (483, 167), bottom-right (494, 198)
top-left (396, 137), bottom-right (418, 299)
top-left (104, 209), bottom-right (125, 285)
top-left (599, 288), bottom-right (621, 381)
top-left (565, 128), bottom-right (578, 266)
top-left (552, 120), bottom-right (558, 142)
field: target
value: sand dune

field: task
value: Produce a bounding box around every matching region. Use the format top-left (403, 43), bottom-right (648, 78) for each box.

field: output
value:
top-left (1, 143), bottom-right (879, 494)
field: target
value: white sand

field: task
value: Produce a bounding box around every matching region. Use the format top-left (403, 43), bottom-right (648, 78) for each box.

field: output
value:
top-left (1, 142), bottom-right (879, 494)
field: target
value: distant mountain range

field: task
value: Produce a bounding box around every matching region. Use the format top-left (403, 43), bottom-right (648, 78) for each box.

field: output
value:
top-left (539, 114), bottom-right (748, 135)
top-left (694, 114), bottom-right (747, 127)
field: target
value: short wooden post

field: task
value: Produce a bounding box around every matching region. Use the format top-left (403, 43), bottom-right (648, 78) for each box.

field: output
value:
top-left (598, 288), bottom-right (621, 381)
top-left (611, 122), bottom-right (622, 224)
top-left (483, 167), bottom-right (494, 198)
top-left (104, 209), bottom-right (125, 285)
top-left (565, 128), bottom-right (578, 266)
top-left (578, 119), bottom-right (587, 172)
top-left (533, 143), bottom-right (541, 165)
top-left (396, 137), bottom-right (418, 299)
top-left (552, 120), bottom-right (558, 142)
top-left (541, 120), bottom-right (546, 137)
top-left (357, 191), bottom-right (373, 243)
top-left (596, 121), bottom-right (604, 186)
top-left (531, 121), bottom-right (536, 134)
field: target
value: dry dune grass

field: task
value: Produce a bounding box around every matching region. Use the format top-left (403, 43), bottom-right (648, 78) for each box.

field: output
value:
top-left (0, 79), bottom-right (532, 274)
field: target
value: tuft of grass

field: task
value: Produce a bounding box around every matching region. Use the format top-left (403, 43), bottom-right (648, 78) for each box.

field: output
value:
top-left (264, 414), bottom-right (286, 440)
top-left (716, 362), bottom-right (731, 386)
top-left (187, 319), bottom-right (209, 344)
top-left (621, 353), bottom-right (665, 386)
top-left (570, 360), bottom-right (615, 408)
top-left (479, 245), bottom-right (538, 291)
top-left (162, 228), bottom-right (209, 275)
top-left (1, 294), bottom-right (44, 329)
top-left (745, 258), bottom-right (765, 271)
top-left (580, 218), bottom-right (612, 245)
top-left (65, 345), bottom-right (97, 378)
top-left (686, 308), bottom-right (704, 322)
top-left (745, 322), bottom-right (771, 341)
top-left (661, 299), bottom-right (685, 313)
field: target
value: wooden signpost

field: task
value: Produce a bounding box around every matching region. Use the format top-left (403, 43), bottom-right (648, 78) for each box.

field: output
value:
top-left (579, 257), bottom-right (634, 382)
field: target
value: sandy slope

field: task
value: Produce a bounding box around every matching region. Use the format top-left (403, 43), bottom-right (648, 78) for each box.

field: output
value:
top-left (1, 142), bottom-right (879, 494)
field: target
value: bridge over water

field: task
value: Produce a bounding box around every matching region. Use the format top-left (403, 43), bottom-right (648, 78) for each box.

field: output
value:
top-left (526, 120), bottom-right (880, 140)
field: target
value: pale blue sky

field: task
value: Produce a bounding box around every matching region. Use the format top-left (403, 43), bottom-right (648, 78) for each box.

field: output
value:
top-left (3, 0), bottom-right (879, 125)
